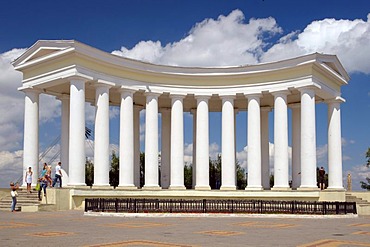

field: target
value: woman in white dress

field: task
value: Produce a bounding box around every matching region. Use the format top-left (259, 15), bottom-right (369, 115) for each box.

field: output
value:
top-left (25, 167), bottom-right (33, 194)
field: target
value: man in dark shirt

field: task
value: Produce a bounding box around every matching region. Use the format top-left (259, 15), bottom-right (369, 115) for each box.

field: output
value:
top-left (318, 167), bottom-right (326, 190)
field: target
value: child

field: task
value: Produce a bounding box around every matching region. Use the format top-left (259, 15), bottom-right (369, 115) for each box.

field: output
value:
top-left (35, 178), bottom-right (42, 201)
top-left (45, 165), bottom-right (53, 187)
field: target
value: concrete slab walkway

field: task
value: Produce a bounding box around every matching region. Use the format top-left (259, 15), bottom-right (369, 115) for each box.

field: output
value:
top-left (0, 210), bottom-right (369, 246)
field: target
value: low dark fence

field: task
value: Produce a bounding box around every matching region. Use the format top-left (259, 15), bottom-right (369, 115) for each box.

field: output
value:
top-left (85, 198), bottom-right (356, 215)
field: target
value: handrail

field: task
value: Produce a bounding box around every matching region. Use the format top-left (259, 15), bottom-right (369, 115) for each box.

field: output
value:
top-left (85, 198), bottom-right (357, 215)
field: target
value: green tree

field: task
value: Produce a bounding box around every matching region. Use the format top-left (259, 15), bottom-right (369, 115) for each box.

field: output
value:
top-left (85, 158), bottom-right (94, 186)
top-left (270, 173), bottom-right (274, 188)
top-left (109, 151), bottom-right (119, 188)
top-left (360, 148), bottom-right (370, 190)
top-left (140, 152), bottom-right (145, 187)
top-left (236, 161), bottom-right (246, 189)
top-left (184, 164), bottom-right (192, 189)
top-left (209, 154), bottom-right (221, 189)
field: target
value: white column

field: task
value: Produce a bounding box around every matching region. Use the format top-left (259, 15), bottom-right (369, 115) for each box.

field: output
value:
top-left (234, 109), bottom-right (238, 187)
top-left (261, 107), bottom-right (271, 189)
top-left (220, 96), bottom-right (236, 190)
top-left (93, 84), bottom-right (111, 187)
top-left (327, 100), bottom-right (344, 190)
top-left (134, 106), bottom-right (141, 187)
top-left (119, 89), bottom-right (136, 188)
top-left (191, 109), bottom-right (197, 188)
top-left (144, 92), bottom-right (161, 189)
top-left (299, 88), bottom-right (317, 189)
top-left (68, 79), bottom-right (86, 186)
top-left (272, 91), bottom-right (290, 190)
top-left (59, 95), bottom-right (70, 177)
top-left (195, 96), bottom-right (211, 190)
top-left (160, 108), bottom-right (171, 189)
top-left (170, 95), bottom-right (186, 190)
top-left (246, 94), bottom-right (263, 190)
top-left (23, 89), bottom-right (40, 186)
top-left (291, 104), bottom-right (301, 189)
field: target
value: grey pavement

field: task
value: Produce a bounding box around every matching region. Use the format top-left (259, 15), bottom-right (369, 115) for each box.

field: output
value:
top-left (0, 210), bottom-right (369, 247)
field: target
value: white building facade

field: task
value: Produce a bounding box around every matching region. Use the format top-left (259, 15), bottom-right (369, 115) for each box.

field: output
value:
top-left (13, 40), bottom-right (349, 191)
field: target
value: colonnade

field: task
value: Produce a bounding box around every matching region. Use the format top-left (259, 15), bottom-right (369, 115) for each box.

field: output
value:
top-left (21, 79), bottom-right (344, 191)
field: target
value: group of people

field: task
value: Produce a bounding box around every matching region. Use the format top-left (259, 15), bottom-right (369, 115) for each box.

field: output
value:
top-left (9, 161), bottom-right (63, 212)
top-left (36, 161), bottom-right (63, 200)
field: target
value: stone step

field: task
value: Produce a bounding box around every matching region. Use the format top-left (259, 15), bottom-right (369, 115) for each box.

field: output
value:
top-left (0, 188), bottom-right (41, 212)
top-left (345, 195), bottom-right (368, 204)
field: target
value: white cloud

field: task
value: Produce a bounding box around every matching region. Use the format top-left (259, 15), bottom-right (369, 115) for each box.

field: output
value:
top-left (237, 142), bottom-right (292, 177)
top-left (39, 94), bottom-right (61, 124)
top-left (209, 142), bottom-right (220, 160)
top-left (316, 144), bottom-right (328, 165)
top-left (0, 49), bottom-right (27, 152)
top-left (261, 14), bottom-right (370, 74)
top-left (113, 10), bottom-right (370, 74)
top-left (184, 143), bottom-right (193, 165)
top-left (113, 9), bottom-right (282, 67)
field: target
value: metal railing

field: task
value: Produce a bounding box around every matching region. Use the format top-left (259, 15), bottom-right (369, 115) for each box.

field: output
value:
top-left (85, 198), bottom-right (357, 215)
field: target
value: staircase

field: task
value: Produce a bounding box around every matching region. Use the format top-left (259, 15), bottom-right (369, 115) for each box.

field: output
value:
top-left (0, 189), bottom-right (41, 211)
top-left (346, 192), bottom-right (370, 215)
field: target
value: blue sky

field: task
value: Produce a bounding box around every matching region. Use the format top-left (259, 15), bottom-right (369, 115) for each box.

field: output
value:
top-left (0, 0), bottom-right (369, 189)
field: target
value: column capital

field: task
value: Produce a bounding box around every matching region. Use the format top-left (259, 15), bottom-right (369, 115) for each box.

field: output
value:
top-left (56, 94), bottom-right (70, 101)
top-left (260, 106), bottom-right (272, 112)
top-left (159, 107), bottom-right (171, 113)
top-left (289, 103), bottom-right (301, 109)
top-left (271, 90), bottom-right (290, 97)
top-left (91, 79), bottom-right (115, 88)
top-left (244, 93), bottom-right (262, 99)
top-left (296, 85), bottom-right (318, 93)
top-left (118, 86), bottom-right (136, 95)
top-left (169, 93), bottom-right (186, 99)
top-left (297, 86), bottom-right (316, 96)
top-left (144, 91), bottom-right (161, 97)
top-left (134, 104), bottom-right (144, 111)
top-left (325, 96), bottom-right (345, 104)
top-left (69, 76), bottom-right (89, 84)
top-left (195, 95), bottom-right (211, 101)
top-left (19, 87), bottom-right (42, 95)
top-left (219, 94), bottom-right (236, 100)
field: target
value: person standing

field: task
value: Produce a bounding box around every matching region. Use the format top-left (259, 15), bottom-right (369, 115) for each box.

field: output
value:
top-left (37, 177), bottom-right (48, 200)
top-left (52, 162), bottom-right (62, 188)
top-left (10, 182), bottom-right (19, 212)
top-left (41, 163), bottom-right (47, 177)
top-left (46, 164), bottom-right (53, 187)
top-left (25, 167), bottom-right (33, 193)
top-left (318, 167), bottom-right (326, 190)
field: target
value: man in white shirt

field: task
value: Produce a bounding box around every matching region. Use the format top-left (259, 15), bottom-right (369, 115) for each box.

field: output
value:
top-left (52, 162), bottom-right (63, 188)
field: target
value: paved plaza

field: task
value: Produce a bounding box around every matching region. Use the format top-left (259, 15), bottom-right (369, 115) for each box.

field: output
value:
top-left (0, 210), bottom-right (369, 247)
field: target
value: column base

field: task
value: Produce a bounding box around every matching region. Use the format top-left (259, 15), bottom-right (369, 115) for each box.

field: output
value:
top-left (169, 185), bottom-right (186, 190)
top-left (245, 186), bottom-right (263, 191)
top-left (297, 187), bottom-right (320, 191)
top-left (220, 186), bottom-right (236, 191)
top-left (92, 185), bottom-right (112, 190)
top-left (326, 187), bottom-right (345, 191)
top-left (143, 185), bottom-right (162, 190)
top-left (271, 186), bottom-right (291, 191)
top-left (195, 185), bottom-right (211, 191)
top-left (116, 185), bottom-right (138, 190)
top-left (67, 183), bottom-right (87, 188)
